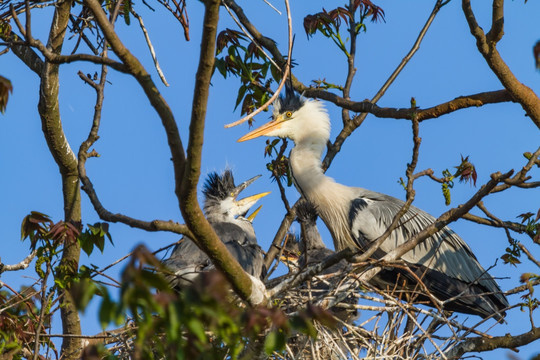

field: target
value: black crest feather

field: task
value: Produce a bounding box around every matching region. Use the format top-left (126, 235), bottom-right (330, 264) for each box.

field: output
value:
top-left (276, 83), bottom-right (304, 114)
top-left (203, 170), bottom-right (236, 200)
top-left (296, 199), bottom-right (319, 224)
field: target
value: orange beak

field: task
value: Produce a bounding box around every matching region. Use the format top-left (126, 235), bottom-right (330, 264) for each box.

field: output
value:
top-left (237, 114), bottom-right (286, 142)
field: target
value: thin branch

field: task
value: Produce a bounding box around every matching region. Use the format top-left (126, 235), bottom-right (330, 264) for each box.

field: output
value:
top-left (224, 0), bottom-right (293, 128)
top-left (83, 0), bottom-right (186, 187)
top-left (80, 170), bottom-right (192, 236)
top-left (518, 243), bottom-right (540, 269)
top-left (263, 207), bottom-right (296, 269)
top-left (462, 0), bottom-right (540, 129)
top-left (445, 326), bottom-right (540, 358)
top-left (461, 213), bottom-right (531, 239)
top-left (0, 250), bottom-right (37, 272)
top-left (132, 10), bottom-right (170, 86)
top-left (322, 0), bottom-right (447, 169)
top-left (33, 261), bottom-right (52, 360)
top-left (8, 8), bottom-right (128, 72)
top-left (491, 146), bottom-right (540, 193)
top-left (222, 1), bottom-right (280, 71)
top-left (261, 0), bottom-right (281, 15)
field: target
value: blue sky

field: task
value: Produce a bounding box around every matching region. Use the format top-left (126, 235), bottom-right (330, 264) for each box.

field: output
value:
top-left (1, 0), bottom-right (539, 358)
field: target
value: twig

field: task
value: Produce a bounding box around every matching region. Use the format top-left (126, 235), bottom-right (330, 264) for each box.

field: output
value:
top-left (33, 261), bottom-right (51, 360)
top-left (0, 250), bottom-right (37, 272)
top-left (462, 0), bottom-right (540, 129)
top-left (222, 1), bottom-right (280, 70)
top-left (322, 0), bottom-right (448, 170)
top-left (132, 10), bottom-right (170, 86)
top-left (518, 243), bottom-right (540, 269)
top-left (224, 0), bottom-right (293, 128)
top-left (261, 0), bottom-right (281, 15)
top-left (491, 146), bottom-right (540, 193)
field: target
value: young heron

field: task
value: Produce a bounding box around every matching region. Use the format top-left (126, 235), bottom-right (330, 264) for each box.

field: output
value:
top-left (295, 199), bottom-right (347, 275)
top-left (163, 170), bottom-right (269, 289)
top-left (238, 86), bottom-right (509, 321)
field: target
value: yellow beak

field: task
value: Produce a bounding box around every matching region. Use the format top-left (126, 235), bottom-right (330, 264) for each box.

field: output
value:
top-left (236, 191), bottom-right (271, 209)
top-left (246, 205), bottom-right (263, 222)
top-left (237, 115), bottom-right (286, 142)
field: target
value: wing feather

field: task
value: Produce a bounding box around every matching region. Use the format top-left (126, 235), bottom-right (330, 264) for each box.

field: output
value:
top-left (349, 188), bottom-right (504, 296)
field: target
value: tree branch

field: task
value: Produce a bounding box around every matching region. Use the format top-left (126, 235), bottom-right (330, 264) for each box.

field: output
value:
top-left (445, 327), bottom-right (540, 358)
top-left (178, 0), bottom-right (262, 304)
top-left (0, 250), bottom-right (37, 272)
top-left (83, 0), bottom-right (186, 188)
top-left (36, 0), bottom-right (83, 357)
top-left (462, 0), bottom-right (540, 129)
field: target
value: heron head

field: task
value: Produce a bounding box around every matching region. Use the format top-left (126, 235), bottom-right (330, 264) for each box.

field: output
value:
top-left (237, 84), bottom-right (330, 144)
top-left (203, 170), bottom-right (270, 221)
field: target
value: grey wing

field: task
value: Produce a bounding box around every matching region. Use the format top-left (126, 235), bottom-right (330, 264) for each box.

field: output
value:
top-left (225, 240), bottom-right (265, 279)
top-left (349, 188), bottom-right (504, 296)
top-left (162, 236), bottom-right (211, 288)
top-left (211, 222), bottom-right (266, 279)
top-left (212, 222), bottom-right (252, 244)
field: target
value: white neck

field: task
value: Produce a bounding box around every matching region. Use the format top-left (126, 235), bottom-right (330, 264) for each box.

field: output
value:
top-left (290, 140), bottom-right (356, 251)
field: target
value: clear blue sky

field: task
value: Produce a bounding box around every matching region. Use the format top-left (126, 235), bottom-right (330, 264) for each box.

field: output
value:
top-left (1, 1), bottom-right (539, 358)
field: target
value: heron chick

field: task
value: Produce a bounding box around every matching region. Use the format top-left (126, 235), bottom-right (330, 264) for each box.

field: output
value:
top-left (295, 199), bottom-right (348, 275)
top-left (238, 85), bottom-right (509, 321)
top-left (163, 170), bottom-right (269, 290)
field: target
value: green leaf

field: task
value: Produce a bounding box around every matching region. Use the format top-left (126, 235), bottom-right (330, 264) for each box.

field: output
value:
top-left (215, 58), bottom-right (227, 78)
top-left (123, 0), bottom-right (131, 25)
top-left (79, 233), bottom-right (95, 256)
top-left (187, 318), bottom-right (207, 343)
top-left (235, 85), bottom-right (248, 110)
top-left (99, 295), bottom-right (115, 328)
top-left (0, 75), bottom-right (13, 114)
top-left (264, 330), bottom-right (286, 354)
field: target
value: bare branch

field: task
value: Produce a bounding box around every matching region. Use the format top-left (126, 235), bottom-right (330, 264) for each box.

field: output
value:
top-left (462, 0), bottom-right (540, 129)
top-left (518, 243), bottom-right (540, 269)
top-left (445, 326), bottom-right (540, 358)
top-left (83, 0), bottom-right (186, 187)
top-left (177, 0), bottom-right (267, 304)
top-left (132, 10), bottom-right (170, 86)
top-left (0, 250), bottom-right (37, 272)
top-left (462, 213), bottom-right (531, 238)
top-left (491, 146), bottom-right (540, 193)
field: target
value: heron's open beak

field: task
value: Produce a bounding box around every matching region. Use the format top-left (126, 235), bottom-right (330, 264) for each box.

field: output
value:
top-left (237, 114), bottom-right (285, 142)
top-left (232, 174), bottom-right (262, 197)
top-left (236, 191), bottom-right (271, 208)
top-left (279, 251), bottom-right (300, 264)
top-left (246, 205), bottom-right (263, 222)
top-left (232, 174), bottom-right (270, 218)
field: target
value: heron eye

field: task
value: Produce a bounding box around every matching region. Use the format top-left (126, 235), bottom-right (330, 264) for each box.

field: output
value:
top-left (230, 192), bottom-right (235, 197)
top-left (285, 111), bottom-right (292, 118)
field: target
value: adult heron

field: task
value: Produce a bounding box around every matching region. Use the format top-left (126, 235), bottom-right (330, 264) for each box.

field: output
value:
top-left (238, 86), bottom-right (509, 321)
top-left (163, 170), bottom-right (269, 289)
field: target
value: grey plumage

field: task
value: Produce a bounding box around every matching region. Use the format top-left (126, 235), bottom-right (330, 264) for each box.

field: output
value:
top-left (296, 199), bottom-right (347, 275)
top-left (163, 170), bottom-right (268, 289)
top-left (238, 85), bottom-right (509, 321)
top-left (296, 199), bottom-right (357, 325)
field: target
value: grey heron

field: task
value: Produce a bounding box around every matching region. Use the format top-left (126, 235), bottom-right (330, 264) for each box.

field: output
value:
top-left (163, 170), bottom-right (269, 289)
top-left (296, 199), bottom-right (358, 323)
top-left (238, 85), bottom-right (509, 321)
top-left (295, 199), bottom-right (348, 275)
